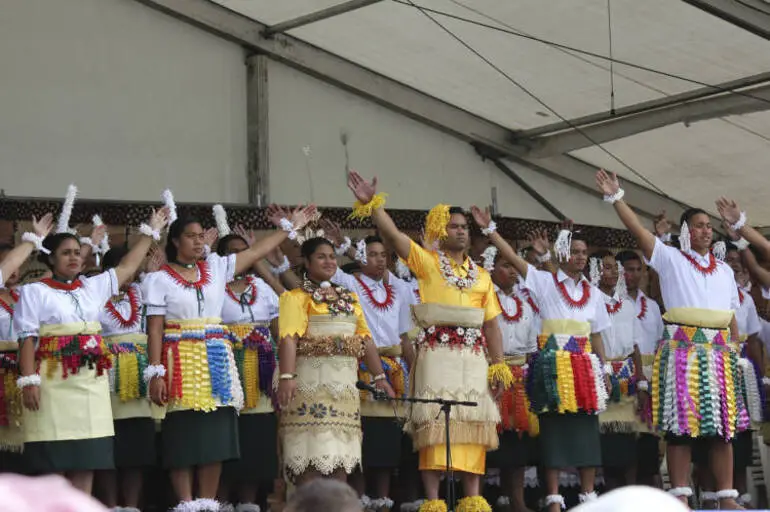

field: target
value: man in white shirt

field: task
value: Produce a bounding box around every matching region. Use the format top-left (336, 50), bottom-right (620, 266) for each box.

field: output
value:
top-left (483, 246), bottom-right (539, 512)
top-left (597, 170), bottom-right (745, 509)
top-left (329, 235), bottom-right (413, 511)
top-left (591, 250), bottom-right (643, 490)
top-left (616, 250), bottom-right (664, 488)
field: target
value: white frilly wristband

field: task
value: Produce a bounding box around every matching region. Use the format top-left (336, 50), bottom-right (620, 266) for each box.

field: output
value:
top-left (79, 237), bottom-right (98, 251)
top-left (16, 374), bottom-right (41, 389)
top-left (729, 211), bottom-right (747, 232)
top-left (603, 362), bottom-right (613, 375)
top-left (335, 236), bottom-right (352, 256)
top-left (481, 221), bottom-right (497, 236)
top-left (279, 218), bottom-right (297, 241)
top-left (21, 232), bottom-right (49, 254)
top-left (659, 233), bottom-right (672, 243)
top-left (762, 376), bottom-right (770, 386)
top-left (537, 251), bottom-right (551, 263)
top-left (138, 224), bottom-right (161, 241)
top-left (637, 380), bottom-right (649, 392)
top-left (202, 244), bottom-right (211, 258)
top-left (734, 237), bottom-right (750, 251)
top-left (143, 364), bottom-right (166, 383)
top-left (603, 188), bottom-right (625, 204)
top-left (270, 255), bottom-right (290, 275)
top-left (544, 494), bottom-right (566, 509)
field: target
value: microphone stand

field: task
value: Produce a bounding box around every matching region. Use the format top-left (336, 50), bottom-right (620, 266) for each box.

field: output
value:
top-left (368, 389), bottom-right (477, 511)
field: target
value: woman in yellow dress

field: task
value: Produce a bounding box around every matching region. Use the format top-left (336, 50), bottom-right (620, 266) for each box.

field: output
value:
top-left (276, 237), bottom-right (395, 485)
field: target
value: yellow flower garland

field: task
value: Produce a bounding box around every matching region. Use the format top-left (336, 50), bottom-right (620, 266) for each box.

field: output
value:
top-left (349, 193), bottom-right (388, 221)
top-left (424, 204), bottom-right (451, 244)
top-left (418, 499), bottom-right (447, 512)
top-left (487, 362), bottom-right (513, 390)
top-left (456, 496), bottom-right (492, 512)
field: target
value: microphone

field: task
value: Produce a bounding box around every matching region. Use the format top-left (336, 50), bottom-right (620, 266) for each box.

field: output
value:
top-left (356, 380), bottom-right (387, 400)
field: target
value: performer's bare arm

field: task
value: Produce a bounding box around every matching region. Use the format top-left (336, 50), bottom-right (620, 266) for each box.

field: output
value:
top-left (347, 172), bottom-right (411, 261)
top-left (147, 315), bottom-right (167, 406)
top-left (400, 333), bottom-right (416, 372)
top-left (277, 335), bottom-right (298, 409)
top-left (717, 197), bottom-right (770, 260)
top-left (740, 247), bottom-right (770, 289)
top-left (470, 206), bottom-right (530, 278)
top-left (596, 170), bottom-right (656, 261)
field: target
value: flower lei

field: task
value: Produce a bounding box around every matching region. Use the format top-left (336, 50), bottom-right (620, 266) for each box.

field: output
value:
top-left (605, 299), bottom-right (623, 315)
top-left (552, 274), bottom-right (591, 309)
top-left (0, 289), bottom-right (18, 317)
top-left (105, 286), bottom-right (141, 329)
top-left (679, 251), bottom-right (718, 276)
top-left (523, 289), bottom-right (540, 315)
top-left (162, 261), bottom-right (211, 290)
top-left (226, 276), bottom-right (258, 306)
top-left (497, 292), bottom-right (523, 322)
top-left (354, 275), bottom-right (395, 311)
top-left (41, 278), bottom-right (83, 292)
top-left (739, 289), bottom-right (745, 306)
top-left (437, 251), bottom-right (479, 290)
top-left (637, 296), bottom-right (648, 320)
top-left (302, 279), bottom-right (356, 316)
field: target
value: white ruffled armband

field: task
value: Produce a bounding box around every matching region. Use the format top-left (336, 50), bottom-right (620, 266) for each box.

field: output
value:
top-left (734, 237), bottom-right (750, 251)
top-left (335, 236), bottom-right (352, 256)
top-left (143, 364), bottom-right (166, 383)
top-left (279, 218), bottom-right (297, 241)
top-left (138, 224), bottom-right (161, 241)
top-left (270, 255), bottom-right (290, 275)
top-left (729, 211), bottom-right (747, 232)
top-left (481, 221), bottom-right (497, 236)
top-left (603, 188), bottom-right (625, 204)
top-left (16, 374), bottom-right (41, 389)
top-left (636, 380), bottom-right (649, 392)
top-left (21, 232), bottom-right (49, 254)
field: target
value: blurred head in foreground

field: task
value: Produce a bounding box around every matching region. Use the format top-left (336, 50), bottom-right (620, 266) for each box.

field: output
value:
top-left (0, 474), bottom-right (107, 512)
top-left (572, 486), bottom-right (689, 512)
top-left (285, 479), bottom-right (363, 512)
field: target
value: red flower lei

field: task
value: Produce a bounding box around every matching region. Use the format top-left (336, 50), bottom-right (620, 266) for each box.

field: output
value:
top-left (496, 292), bottom-right (523, 322)
top-left (606, 299), bottom-right (623, 315)
top-left (553, 274), bottom-right (591, 309)
top-left (162, 261), bottom-right (211, 290)
top-left (0, 290), bottom-right (18, 317)
top-left (680, 251), bottom-right (718, 276)
top-left (637, 296), bottom-right (648, 320)
top-left (355, 275), bottom-right (395, 311)
top-left (105, 286), bottom-right (140, 329)
top-left (522, 289), bottom-right (540, 315)
top-left (226, 277), bottom-right (258, 306)
top-left (739, 289), bottom-right (745, 306)
top-left (41, 278), bottom-right (83, 292)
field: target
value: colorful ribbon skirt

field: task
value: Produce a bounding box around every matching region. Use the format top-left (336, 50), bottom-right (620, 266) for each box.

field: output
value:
top-left (497, 355), bottom-right (539, 436)
top-left (732, 342), bottom-right (764, 424)
top-left (599, 355), bottom-right (639, 434)
top-left (651, 323), bottom-right (749, 439)
top-left (108, 337), bottom-right (149, 403)
top-left (0, 346), bottom-right (21, 451)
top-left (228, 323), bottom-right (276, 411)
top-left (36, 334), bottom-right (112, 378)
top-left (527, 333), bottom-right (608, 415)
top-left (162, 322), bottom-right (243, 413)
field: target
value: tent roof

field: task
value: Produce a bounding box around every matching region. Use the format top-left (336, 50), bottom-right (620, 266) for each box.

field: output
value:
top-left (210, 0), bottom-right (770, 226)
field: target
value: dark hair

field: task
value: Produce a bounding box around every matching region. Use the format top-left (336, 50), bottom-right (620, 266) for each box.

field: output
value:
top-left (590, 249), bottom-right (614, 261)
top-left (341, 262), bottom-right (361, 274)
top-left (37, 233), bottom-right (80, 269)
top-left (102, 247), bottom-right (129, 270)
top-left (300, 237), bottom-right (334, 260)
top-left (165, 217), bottom-right (202, 263)
top-left (680, 208), bottom-right (709, 227)
top-left (616, 250), bottom-right (641, 265)
top-left (216, 234), bottom-right (248, 256)
top-left (448, 206), bottom-right (465, 216)
top-left (285, 480), bottom-right (362, 512)
top-left (364, 235), bottom-right (384, 247)
top-left (724, 241), bottom-right (739, 253)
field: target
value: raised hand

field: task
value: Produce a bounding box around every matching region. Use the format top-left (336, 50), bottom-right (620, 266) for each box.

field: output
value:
top-left (148, 207), bottom-right (170, 233)
top-left (722, 221), bottom-right (740, 242)
top-left (653, 210), bottom-right (671, 237)
top-left (90, 224), bottom-right (107, 247)
top-left (528, 229), bottom-right (550, 255)
top-left (31, 213), bottom-right (54, 239)
top-left (203, 227), bottom-right (218, 249)
top-left (320, 218), bottom-right (344, 245)
top-left (595, 169), bottom-right (620, 196)
top-left (288, 205), bottom-right (317, 231)
top-left (716, 197), bottom-right (741, 225)
top-left (347, 171), bottom-right (377, 204)
top-left (266, 204), bottom-right (291, 228)
top-left (233, 224), bottom-right (256, 247)
top-left (470, 206), bottom-right (492, 230)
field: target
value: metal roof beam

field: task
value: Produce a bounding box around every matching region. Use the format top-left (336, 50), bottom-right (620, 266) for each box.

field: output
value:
top-left (518, 71), bottom-right (770, 138)
top-left (263, 0), bottom-right (384, 37)
top-left (514, 83), bottom-right (770, 158)
top-left (680, 0), bottom-right (770, 41)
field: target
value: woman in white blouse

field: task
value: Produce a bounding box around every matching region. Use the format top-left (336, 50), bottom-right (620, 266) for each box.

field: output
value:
top-left (216, 232), bottom-right (280, 512)
top-left (14, 208), bottom-right (168, 494)
top-left (142, 206), bottom-right (313, 512)
top-left (96, 247), bottom-right (155, 512)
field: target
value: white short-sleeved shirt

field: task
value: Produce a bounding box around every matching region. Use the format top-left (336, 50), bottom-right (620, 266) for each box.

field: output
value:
top-left (0, 290), bottom-right (18, 342)
top-left (15, 270), bottom-right (119, 341)
top-left (524, 266), bottom-right (611, 334)
top-left (648, 238), bottom-right (739, 312)
top-left (632, 291), bottom-right (664, 356)
top-left (601, 290), bottom-right (638, 359)
top-left (495, 285), bottom-right (538, 355)
top-left (99, 283), bottom-right (144, 337)
top-left (390, 273), bottom-right (419, 334)
top-left (141, 254), bottom-right (236, 320)
top-left (220, 275), bottom-right (279, 325)
top-left (736, 288), bottom-right (761, 338)
top-left (332, 269), bottom-right (410, 347)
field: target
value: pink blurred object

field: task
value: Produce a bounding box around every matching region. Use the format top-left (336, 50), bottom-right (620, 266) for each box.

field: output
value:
top-left (0, 474), bottom-right (107, 512)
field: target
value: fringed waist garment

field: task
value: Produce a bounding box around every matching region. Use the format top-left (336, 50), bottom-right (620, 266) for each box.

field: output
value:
top-left (0, 341), bottom-right (21, 451)
top-left (228, 323), bottom-right (276, 411)
top-left (527, 319), bottom-right (608, 416)
top-left (280, 314), bottom-right (366, 477)
top-left (599, 355), bottom-right (639, 434)
top-left (358, 345), bottom-right (408, 417)
top-left (730, 338), bottom-right (764, 424)
top-left (498, 354), bottom-right (539, 436)
top-left (162, 318), bottom-right (243, 413)
top-left (651, 308), bottom-right (749, 440)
